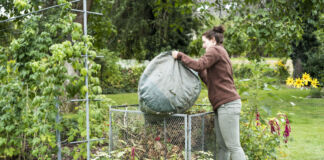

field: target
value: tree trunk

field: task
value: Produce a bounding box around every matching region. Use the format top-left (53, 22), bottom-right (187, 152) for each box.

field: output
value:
top-left (293, 58), bottom-right (303, 78)
top-left (74, 0), bottom-right (94, 29)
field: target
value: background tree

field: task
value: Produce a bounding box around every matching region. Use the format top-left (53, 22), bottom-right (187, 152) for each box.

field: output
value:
top-left (88, 0), bottom-right (212, 60)
top-left (221, 0), bottom-right (323, 83)
top-left (289, 1), bottom-right (322, 78)
top-left (73, 0), bottom-right (93, 28)
top-left (301, 13), bottom-right (324, 83)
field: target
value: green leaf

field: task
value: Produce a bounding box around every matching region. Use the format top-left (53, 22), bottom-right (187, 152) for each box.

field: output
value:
top-left (81, 68), bottom-right (87, 76)
top-left (0, 137), bottom-right (7, 146)
top-left (81, 86), bottom-right (88, 95)
top-left (4, 147), bottom-right (15, 157)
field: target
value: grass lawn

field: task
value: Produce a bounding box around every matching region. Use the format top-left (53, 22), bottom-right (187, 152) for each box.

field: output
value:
top-left (252, 88), bottom-right (324, 160)
top-left (104, 87), bottom-right (324, 159)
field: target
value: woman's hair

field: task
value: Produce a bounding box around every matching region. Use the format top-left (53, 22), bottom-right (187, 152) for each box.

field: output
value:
top-left (202, 25), bottom-right (225, 44)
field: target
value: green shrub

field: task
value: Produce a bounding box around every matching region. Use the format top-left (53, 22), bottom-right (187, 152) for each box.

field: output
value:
top-left (233, 63), bottom-right (253, 79)
top-left (101, 65), bottom-right (146, 94)
top-left (273, 60), bottom-right (290, 83)
top-left (187, 38), bottom-right (204, 56)
top-left (303, 51), bottom-right (324, 87)
top-left (233, 62), bottom-right (277, 81)
top-left (240, 105), bottom-right (287, 160)
top-left (234, 61), bottom-right (291, 159)
top-left (61, 95), bottom-right (113, 159)
top-left (309, 87), bottom-right (323, 98)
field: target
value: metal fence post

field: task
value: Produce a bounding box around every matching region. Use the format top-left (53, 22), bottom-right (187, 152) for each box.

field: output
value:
top-left (109, 107), bottom-right (113, 156)
top-left (163, 117), bottom-right (167, 159)
top-left (55, 98), bottom-right (62, 160)
top-left (188, 115), bottom-right (192, 160)
top-left (214, 114), bottom-right (217, 160)
top-left (184, 115), bottom-right (188, 160)
top-left (82, 0), bottom-right (90, 159)
top-left (202, 115), bottom-right (205, 151)
top-left (123, 108), bottom-right (128, 141)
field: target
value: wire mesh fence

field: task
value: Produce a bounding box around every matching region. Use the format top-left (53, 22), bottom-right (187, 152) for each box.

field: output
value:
top-left (189, 113), bottom-right (217, 159)
top-left (109, 105), bottom-right (216, 160)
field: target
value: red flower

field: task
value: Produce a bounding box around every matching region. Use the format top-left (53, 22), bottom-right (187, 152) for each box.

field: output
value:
top-left (269, 118), bottom-right (280, 135)
top-left (131, 147), bottom-right (135, 160)
top-left (283, 116), bottom-right (291, 143)
top-left (269, 120), bottom-right (275, 133)
top-left (275, 121), bottom-right (280, 135)
top-left (256, 110), bottom-right (261, 126)
top-left (155, 136), bottom-right (160, 141)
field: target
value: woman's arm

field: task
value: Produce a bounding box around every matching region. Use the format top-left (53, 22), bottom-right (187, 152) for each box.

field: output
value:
top-left (177, 47), bottom-right (220, 72)
top-left (198, 69), bottom-right (208, 85)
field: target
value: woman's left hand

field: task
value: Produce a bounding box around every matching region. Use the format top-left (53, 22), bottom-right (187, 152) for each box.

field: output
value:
top-left (172, 51), bottom-right (178, 59)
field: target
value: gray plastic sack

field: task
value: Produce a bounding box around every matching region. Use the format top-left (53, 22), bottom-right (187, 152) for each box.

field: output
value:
top-left (138, 51), bottom-right (201, 115)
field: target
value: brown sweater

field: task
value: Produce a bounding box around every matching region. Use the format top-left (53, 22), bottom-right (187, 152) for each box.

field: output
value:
top-left (177, 45), bottom-right (240, 111)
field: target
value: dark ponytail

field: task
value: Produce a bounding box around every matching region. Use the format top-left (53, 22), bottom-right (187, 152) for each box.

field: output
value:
top-left (203, 25), bottom-right (225, 44)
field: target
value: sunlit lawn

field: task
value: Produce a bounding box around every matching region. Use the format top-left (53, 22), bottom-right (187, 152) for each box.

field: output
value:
top-left (252, 88), bottom-right (324, 160)
top-left (105, 87), bottom-right (324, 159)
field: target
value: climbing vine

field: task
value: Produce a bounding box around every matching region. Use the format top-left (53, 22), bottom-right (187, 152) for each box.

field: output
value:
top-left (0, 1), bottom-right (106, 159)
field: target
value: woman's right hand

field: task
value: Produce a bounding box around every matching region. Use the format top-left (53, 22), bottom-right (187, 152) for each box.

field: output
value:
top-left (172, 51), bottom-right (178, 59)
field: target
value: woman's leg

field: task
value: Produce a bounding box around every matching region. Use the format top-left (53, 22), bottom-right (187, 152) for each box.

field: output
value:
top-left (215, 112), bottom-right (230, 160)
top-left (217, 99), bottom-right (246, 160)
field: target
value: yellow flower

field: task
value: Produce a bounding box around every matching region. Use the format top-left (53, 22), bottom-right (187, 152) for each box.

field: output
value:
top-left (302, 72), bottom-right (311, 85)
top-left (294, 78), bottom-right (304, 88)
top-left (277, 60), bottom-right (285, 67)
top-left (311, 78), bottom-right (319, 88)
top-left (286, 77), bottom-right (294, 86)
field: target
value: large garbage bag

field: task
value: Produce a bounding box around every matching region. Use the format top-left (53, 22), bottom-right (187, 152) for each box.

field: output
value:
top-left (138, 51), bottom-right (201, 115)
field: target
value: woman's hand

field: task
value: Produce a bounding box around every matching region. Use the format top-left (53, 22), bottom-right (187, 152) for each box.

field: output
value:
top-left (172, 50), bottom-right (178, 59)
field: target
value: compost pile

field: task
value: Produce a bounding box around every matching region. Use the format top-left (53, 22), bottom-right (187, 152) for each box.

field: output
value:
top-left (111, 113), bottom-right (215, 159)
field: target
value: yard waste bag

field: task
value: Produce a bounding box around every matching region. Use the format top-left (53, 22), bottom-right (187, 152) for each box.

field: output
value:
top-left (138, 51), bottom-right (201, 115)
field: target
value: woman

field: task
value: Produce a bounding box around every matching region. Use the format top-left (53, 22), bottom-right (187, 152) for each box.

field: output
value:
top-left (172, 25), bottom-right (246, 160)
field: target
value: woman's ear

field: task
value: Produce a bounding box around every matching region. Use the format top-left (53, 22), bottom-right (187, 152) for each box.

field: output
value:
top-left (211, 37), bottom-right (217, 45)
top-left (211, 37), bottom-right (216, 44)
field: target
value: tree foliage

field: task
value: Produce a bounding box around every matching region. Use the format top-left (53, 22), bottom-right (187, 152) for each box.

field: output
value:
top-left (223, 0), bottom-right (303, 59)
top-left (89, 0), bottom-right (211, 60)
top-left (302, 14), bottom-right (324, 85)
top-left (220, 0), bottom-right (323, 82)
top-left (289, 1), bottom-right (323, 78)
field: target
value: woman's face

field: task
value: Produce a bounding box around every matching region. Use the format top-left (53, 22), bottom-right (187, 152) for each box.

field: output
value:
top-left (202, 36), bottom-right (216, 49)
